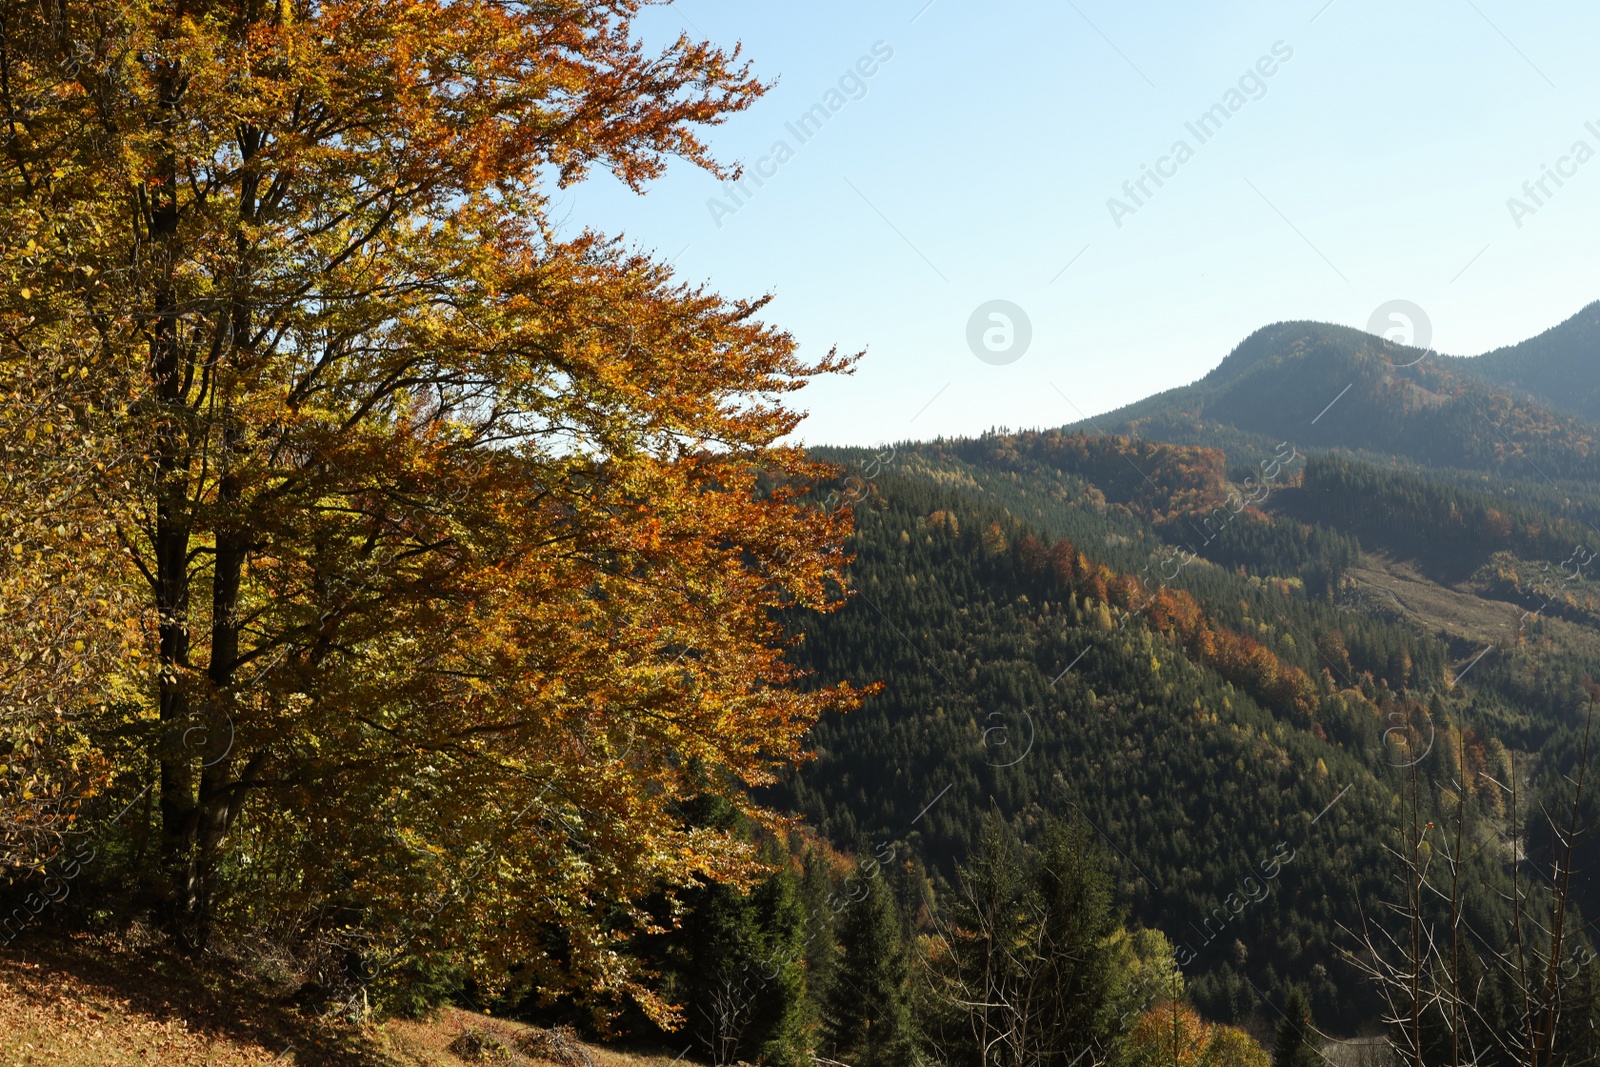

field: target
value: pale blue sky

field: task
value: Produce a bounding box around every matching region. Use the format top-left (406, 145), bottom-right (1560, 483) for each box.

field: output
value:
top-left (558, 0), bottom-right (1600, 446)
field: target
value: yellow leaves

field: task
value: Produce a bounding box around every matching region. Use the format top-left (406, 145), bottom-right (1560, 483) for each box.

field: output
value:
top-left (0, 0), bottom-right (848, 1014)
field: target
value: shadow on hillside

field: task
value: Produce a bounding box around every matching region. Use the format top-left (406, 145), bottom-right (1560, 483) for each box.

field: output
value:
top-left (0, 931), bottom-right (388, 1066)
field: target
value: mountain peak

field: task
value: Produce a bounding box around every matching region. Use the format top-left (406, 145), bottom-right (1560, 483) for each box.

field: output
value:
top-left (1201, 321), bottom-right (1388, 389)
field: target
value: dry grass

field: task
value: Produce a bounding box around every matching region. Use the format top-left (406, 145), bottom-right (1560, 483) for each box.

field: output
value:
top-left (0, 932), bottom-right (384, 1066)
top-left (380, 1008), bottom-right (694, 1067)
top-left (1345, 553), bottom-right (1526, 649)
top-left (0, 933), bottom-right (700, 1067)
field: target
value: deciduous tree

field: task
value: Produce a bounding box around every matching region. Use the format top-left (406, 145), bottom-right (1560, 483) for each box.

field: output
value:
top-left (0, 0), bottom-right (862, 1020)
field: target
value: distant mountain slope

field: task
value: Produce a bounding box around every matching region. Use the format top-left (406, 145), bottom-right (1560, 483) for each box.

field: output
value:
top-left (1449, 302), bottom-right (1600, 425)
top-left (780, 437), bottom-right (1583, 1033)
top-left (788, 303), bottom-right (1600, 1039)
top-left (787, 429), bottom-right (1600, 1036)
top-left (1080, 318), bottom-right (1600, 485)
top-left (783, 458), bottom-right (1392, 1030)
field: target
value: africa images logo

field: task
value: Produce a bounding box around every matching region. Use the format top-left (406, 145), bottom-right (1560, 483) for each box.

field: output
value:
top-left (706, 42), bottom-right (895, 229)
top-left (1366, 299), bottom-right (1432, 368)
top-left (966, 300), bottom-right (1033, 366)
top-left (1106, 41), bottom-right (1294, 228)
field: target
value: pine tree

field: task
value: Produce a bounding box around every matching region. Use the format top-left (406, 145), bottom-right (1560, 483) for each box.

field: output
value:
top-left (1271, 988), bottom-right (1321, 1067)
top-left (1030, 816), bottom-right (1123, 1062)
top-left (674, 801), bottom-right (811, 1066)
top-left (682, 880), bottom-right (765, 1065)
top-left (927, 813), bottom-right (1124, 1067)
top-left (824, 861), bottom-right (915, 1067)
top-left (675, 867), bottom-right (818, 1066)
top-left (933, 813), bottom-right (1030, 1067)
top-left (1554, 949), bottom-right (1600, 1066)
top-left (748, 863), bottom-right (811, 1067)
top-left (799, 848), bottom-right (842, 1040)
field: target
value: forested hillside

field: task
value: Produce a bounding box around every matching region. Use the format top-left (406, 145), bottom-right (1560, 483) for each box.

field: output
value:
top-left (1449, 302), bottom-right (1600, 425)
top-left (778, 416), bottom-right (1600, 1044)
top-left (1082, 318), bottom-right (1600, 489)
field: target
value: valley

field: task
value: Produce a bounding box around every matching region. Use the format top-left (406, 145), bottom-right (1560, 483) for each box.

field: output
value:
top-left (776, 305), bottom-right (1600, 1044)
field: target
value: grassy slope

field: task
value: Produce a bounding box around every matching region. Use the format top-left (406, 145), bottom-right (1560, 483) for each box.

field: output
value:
top-left (0, 934), bottom-right (687, 1067)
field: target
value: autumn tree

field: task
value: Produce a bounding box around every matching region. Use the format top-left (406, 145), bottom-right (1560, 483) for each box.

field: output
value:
top-left (0, 0), bottom-right (863, 1020)
top-left (0, 184), bottom-right (143, 883)
top-left (1126, 1000), bottom-right (1212, 1067)
top-left (1205, 1027), bottom-right (1270, 1067)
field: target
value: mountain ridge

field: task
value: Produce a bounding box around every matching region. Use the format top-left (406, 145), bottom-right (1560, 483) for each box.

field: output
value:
top-left (1070, 306), bottom-right (1600, 489)
top-left (1446, 300), bottom-right (1600, 424)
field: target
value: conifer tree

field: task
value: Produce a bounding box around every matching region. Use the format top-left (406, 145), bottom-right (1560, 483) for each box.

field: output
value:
top-left (682, 880), bottom-right (764, 1065)
top-left (1031, 816), bottom-right (1123, 1060)
top-left (825, 861), bottom-right (916, 1067)
top-left (935, 813), bottom-right (1029, 1067)
top-left (1271, 988), bottom-right (1321, 1067)
top-left (674, 802), bottom-right (813, 1065)
top-left (749, 863), bottom-right (811, 1067)
top-left (799, 848), bottom-right (841, 1035)
top-left (1554, 949), bottom-right (1600, 1066)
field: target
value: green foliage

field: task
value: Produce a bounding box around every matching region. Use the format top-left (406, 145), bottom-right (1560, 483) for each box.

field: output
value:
top-left (925, 812), bottom-right (1125, 1067)
top-left (1270, 988), bottom-right (1319, 1067)
top-left (1554, 954), bottom-right (1600, 1064)
top-left (747, 868), bottom-right (811, 1066)
top-left (373, 957), bottom-right (470, 1020)
top-left (646, 803), bottom-right (815, 1065)
top-left (1028, 818), bottom-right (1125, 1052)
top-left (824, 861), bottom-right (916, 1067)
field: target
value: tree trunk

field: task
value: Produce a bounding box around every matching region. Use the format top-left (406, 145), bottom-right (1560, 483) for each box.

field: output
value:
top-left (149, 118), bottom-right (201, 929)
top-left (154, 488), bottom-right (195, 910)
top-left (191, 469), bottom-right (247, 943)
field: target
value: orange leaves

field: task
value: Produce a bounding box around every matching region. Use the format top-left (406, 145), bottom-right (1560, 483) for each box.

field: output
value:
top-left (1128, 1000), bottom-right (1213, 1067)
top-left (2, 0), bottom-right (858, 1017)
top-left (272, 415), bottom-right (867, 1016)
top-left (1126, 1001), bottom-right (1269, 1067)
top-left (1143, 587), bottom-right (1198, 639)
top-left (1033, 530), bottom-right (1322, 724)
top-left (280, 0), bottom-right (767, 193)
